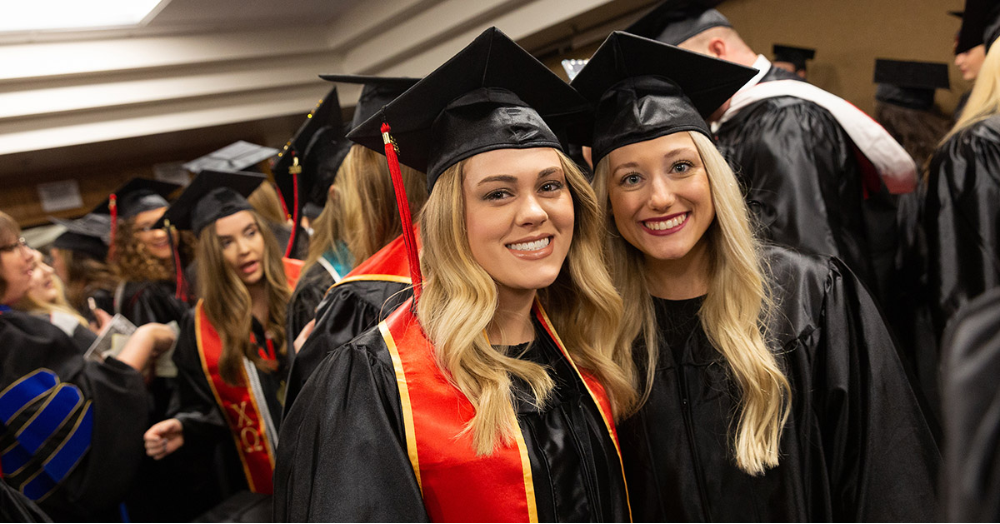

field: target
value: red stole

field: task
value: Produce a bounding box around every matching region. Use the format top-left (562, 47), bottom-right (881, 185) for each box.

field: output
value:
top-left (282, 257), bottom-right (304, 290)
top-left (329, 228), bottom-right (421, 292)
top-left (378, 298), bottom-right (628, 522)
top-left (194, 300), bottom-right (276, 494)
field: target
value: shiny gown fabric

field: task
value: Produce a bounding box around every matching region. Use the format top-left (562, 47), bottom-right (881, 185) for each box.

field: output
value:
top-left (941, 287), bottom-right (1000, 522)
top-left (0, 310), bottom-right (147, 521)
top-left (923, 115), bottom-right (1000, 338)
top-left (715, 67), bottom-right (898, 306)
top-left (273, 314), bottom-right (630, 522)
top-left (620, 246), bottom-right (940, 522)
top-left (285, 262), bottom-right (336, 343)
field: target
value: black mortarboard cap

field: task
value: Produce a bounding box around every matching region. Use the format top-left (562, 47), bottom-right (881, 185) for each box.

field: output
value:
top-left (318, 74), bottom-right (420, 130)
top-left (347, 27), bottom-right (589, 192)
top-left (272, 87), bottom-right (350, 218)
top-left (183, 141), bottom-right (278, 174)
top-left (874, 59), bottom-right (950, 111)
top-left (772, 44), bottom-right (816, 71)
top-left (93, 178), bottom-right (180, 219)
top-left (624, 0), bottom-right (730, 46)
top-left (51, 213), bottom-right (112, 261)
top-left (157, 170), bottom-right (267, 236)
top-left (985, 1), bottom-right (1000, 52)
top-left (571, 31), bottom-right (756, 166)
top-left (956, 0), bottom-right (989, 54)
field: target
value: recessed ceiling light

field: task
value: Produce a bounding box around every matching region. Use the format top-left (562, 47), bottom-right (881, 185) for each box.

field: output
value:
top-left (0, 0), bottom-right (169, 33)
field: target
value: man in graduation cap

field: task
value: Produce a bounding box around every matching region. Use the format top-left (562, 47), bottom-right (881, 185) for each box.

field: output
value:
top-left (625, 0), bottom-right (917, 307)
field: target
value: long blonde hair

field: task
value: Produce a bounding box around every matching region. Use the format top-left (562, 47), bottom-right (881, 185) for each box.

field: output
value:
top-left (593, 131), bottom-right (791, 475)
top-left (197, 210), bottom-right (290, 385)
top-left (15, 262), bottom-right (90, 328)
top-left (304, 145), bottom-right (428, 271)
top-left (947, 42), bottom-right (1000, 142)
top-left (417, 149), bottom-right (636, 456)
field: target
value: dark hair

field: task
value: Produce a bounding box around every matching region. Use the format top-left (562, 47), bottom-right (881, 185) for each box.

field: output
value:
top-left (0, 211), bottom-right (21, 300)
top-left (874, 102), bottom-right (953, 173)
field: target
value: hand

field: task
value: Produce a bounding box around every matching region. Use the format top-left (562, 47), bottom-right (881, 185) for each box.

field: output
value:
top-left (88, 304), bottom-right (113, 334)
top-left (136, 323), bottom-right (177, 358)
top-left (144, 418), bottom-right (184, 460)
top-left (294, 319), bottom-right (316, 354)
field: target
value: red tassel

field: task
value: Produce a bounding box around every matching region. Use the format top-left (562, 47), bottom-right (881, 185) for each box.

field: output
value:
top-left (284, 172), bottom-right (300, 259)
top-left (108, 194), bottom-right (118, 262)
top-left (166, 223), bottom-right (188, 302)
top-left (381, 122), bottom-right (422, 302)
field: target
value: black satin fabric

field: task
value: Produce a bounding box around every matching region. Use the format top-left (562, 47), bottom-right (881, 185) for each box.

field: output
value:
top-left (922, 115), bottom-right (1000, 340)
top-left (116, 280), bottom-right (190, 327)
top-left (0, 478), bottom-right (50, 522)
top-left (172, 314), bottom-right (288, 502)
top-left (274, 317), bottom-right (630, 522)
top-left (283, 279), bottom-right (411, 414)
top-left (715, 67), bottom-right (898, 306)
top-left (620, 246), bottom-right (940, 522)
top-left (285, 262), bottom-right (336, 344)
top-left (940, 287), bottom-right (1000, 521)
top-left (0, 310), bottom-right (148, 522)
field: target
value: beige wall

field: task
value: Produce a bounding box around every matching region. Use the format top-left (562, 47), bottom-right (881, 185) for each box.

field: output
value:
top-left (718, 0), bottom-right (966, 115)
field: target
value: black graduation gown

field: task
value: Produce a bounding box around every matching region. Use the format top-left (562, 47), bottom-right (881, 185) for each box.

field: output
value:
top-left (0, 309), bottom-right (148, 522)
top-left (0, 479), bottom-right (50, 522)
top-left (620, 246), bottom-right (940, 522)
top-left (940, 286), bottom-right (1000, 521)
top-left (284, 278), bottom-right (411, 414)
top-left (171, 312), bottom-right (287, 508)
top-left (922, 115), bottom-right (1000, 339)
top-left (715, 65), bottom-right (899, 305)
top-left (273, 316), bottom-right (630, 522)
top-left (285, 263), bottom-right (336, 344)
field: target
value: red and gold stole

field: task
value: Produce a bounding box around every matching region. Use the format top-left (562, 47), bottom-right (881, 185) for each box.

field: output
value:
top-left (379, 297), bottom-right (629, 522)
top-left (193, 300), bottom-right (277, 494)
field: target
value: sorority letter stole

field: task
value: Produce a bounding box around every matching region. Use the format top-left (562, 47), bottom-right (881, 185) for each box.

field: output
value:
top-left (194, 300), bottom-right (278, 494)
top-left (378, 297), bottom-right (627, 522)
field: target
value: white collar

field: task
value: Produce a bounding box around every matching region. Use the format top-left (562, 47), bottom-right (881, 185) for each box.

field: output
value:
top-left (740, 54), bottom-right (772, 92)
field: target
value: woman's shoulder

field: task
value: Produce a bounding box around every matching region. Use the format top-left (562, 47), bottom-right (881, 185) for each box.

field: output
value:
top-left (761, 244), bottom-right (841, 340)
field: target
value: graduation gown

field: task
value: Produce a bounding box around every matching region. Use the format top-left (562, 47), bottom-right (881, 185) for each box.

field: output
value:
top-left (620, 246), bottom-right (940, 522)
top-left (284, 234), bottom-right (412, 413)
top-left (274, 299), bottom-right (630, 522)
top-left (715, 65), bottom-right (899, 305)
top-left (114, 280), bottom-right (190, 327)
top-left (172, 304), bottom-right (287, 500)
top-left (923, 115), bottom-right (1000, 339)
top-left (940, 286), bottom-right (1000, 521)
top-left (0, 309), bottom-right (148, 522)
top-left (285, 247), bottom-right (351, 343)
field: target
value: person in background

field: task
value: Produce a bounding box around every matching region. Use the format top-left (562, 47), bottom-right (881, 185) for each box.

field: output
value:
top-left (574, 32), bottom-right (940, 522)
top-left (771, 44), bottom-right (814, 80)
top-left (15, 249), bottom-right (97, 350)
top-left (953, 7), bottom-right (988, 119)
top-left (48, 213), bottom-right (118, 324)
top-left (274, 27), bottom-right (633, 522)
top-left (625, 0), bottom-right (917, 308)
top-left (144, 170), bottom-right (289, 520)
top-left (0, 210), bottom-right (175, 521)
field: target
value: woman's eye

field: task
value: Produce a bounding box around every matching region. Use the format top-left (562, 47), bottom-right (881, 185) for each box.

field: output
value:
top-left (620, 173), bottom-right (642, 186)
top-left (672, 161), bottom-right (693, 174)
top-left (484, 190), bottom-right (511, 201)
top-left (540, 181), bottom-right (563, 192)
top-left (221, 239), bottom-right (232, 248)
top-left (246, 228), bottom-right (257, 238)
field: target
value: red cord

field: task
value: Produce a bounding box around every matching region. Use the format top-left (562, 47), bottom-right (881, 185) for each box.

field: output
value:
top-left (284, 174), bottom-right (299, 258)
top-left (381, 122), bottom-right (422, 302)
top-left (108, 194), bottom-right (118, 262)
top-left (167, 225), bottom-right (188, 301)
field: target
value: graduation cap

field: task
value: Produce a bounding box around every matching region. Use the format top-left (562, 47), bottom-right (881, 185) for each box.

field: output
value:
top-left (92, 178), bottom-right (181, 256)
top-left (571, 31), bottom-right (757, 166)
top-left (156, 169), bottom-right (267, 237)
top-left (955, 0), bottom-right (990, 54)
top-left (624, 0), bottom-right (730, 46)
top-left (51, 213), bottom-right (112, 261)
top-left (772, 44), bottom-right (816, 72)
top-left (874, 59), bottom-right (950, 111)
top-left (985, 1), bottom-right (1000, 52)
top-left (182, 141), bottom-right (278, 175)
top-left (347, 26), bottom-right (589, 301)
top-left (271, 87), bottom-right (350, 257)
top-left (318, 74), bottom-right (420, 130)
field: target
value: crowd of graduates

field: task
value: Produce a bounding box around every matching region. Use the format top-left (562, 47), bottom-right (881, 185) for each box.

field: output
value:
top-left (2, 0), bottom-right (1000, 521)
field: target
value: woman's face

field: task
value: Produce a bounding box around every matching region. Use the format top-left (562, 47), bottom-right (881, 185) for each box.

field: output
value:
top-left (606, 132), bottom-right (715, 265)
top-left (463, 148), bottom-right (574, 295)
top-left (132, 207), bottom-right (174, 261)
top-left (215, 210), bottom-right (266, 287)
top-left (49, 247), bottom-right (69, 283)
top-left (26, 250), bottom-right (59, 305)
top-left (955, 44), bottom-right (986, 82)
top-left (0, 233), bottom-right (35, 305)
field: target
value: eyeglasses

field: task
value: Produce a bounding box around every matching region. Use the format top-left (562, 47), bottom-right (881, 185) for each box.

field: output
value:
top-left (0, 237), bottom-right (28, 253)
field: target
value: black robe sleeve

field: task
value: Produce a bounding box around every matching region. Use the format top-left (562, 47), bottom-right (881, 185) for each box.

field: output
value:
top-left (0, 311), bottom-right (148, 521)
top-left (273, 327), bottom-right (428, 522)
top-left (285, 264), bottom-right (334, 343)
top-left (118, 281), bottom-right (190, 327)
top-left (171, 312), bottom-right (229, 443)
top-left (284, 280), bottom-right (411, 414)
top-left (940, 287), bottom-right (1000, 522)
top-left (923, 116), bottom-right (1000, 338)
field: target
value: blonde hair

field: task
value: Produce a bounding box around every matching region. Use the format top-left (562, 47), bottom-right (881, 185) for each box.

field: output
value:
top-left (417, 149), bottom-right (636, 455)
top-left (248, 182), bottom-right (289, 226)
top-left (947, 42), bottom-right (1000, 142)
top-left (304, 144), bottom-right (427, 271)
top-left (196, 210), bottom-right (290, 385)
top-left (593, 131), bottom-right (791, 475)
top-left (15, 257), bottom-right (90, 327)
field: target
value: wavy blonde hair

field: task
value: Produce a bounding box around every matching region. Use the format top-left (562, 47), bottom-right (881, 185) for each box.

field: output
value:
top-left (593, 131), bottom-right (791, 475)
top-left (417, 149), bottom-right (636, 456)
top-left (15, 255), bottom-right (90, 327)
top-left (947, 42), bottom-right (1000, 142)
top-left (304, 145), bottom-right (428, 271)
top-left (197, 210), bottom-right (290, 385)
